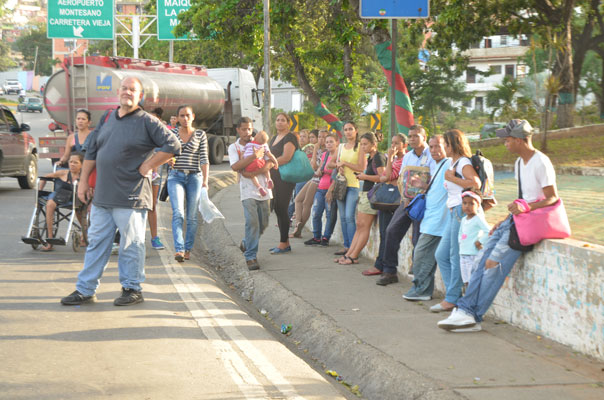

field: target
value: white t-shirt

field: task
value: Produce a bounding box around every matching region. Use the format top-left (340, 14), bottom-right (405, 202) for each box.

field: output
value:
top-left (228, 139), bottom-right (273, 202)
top-left (514, 150), bottom-right (556, 203)
top-left (443, 157), bottom-right (472, 208)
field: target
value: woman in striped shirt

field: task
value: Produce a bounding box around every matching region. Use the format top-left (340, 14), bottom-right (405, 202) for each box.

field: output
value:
top-left (167, 105), bottom-right (209, 262)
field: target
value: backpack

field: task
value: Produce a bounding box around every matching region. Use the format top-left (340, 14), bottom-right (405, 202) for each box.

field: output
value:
top-left (471, 149), bottom-right (496, 208)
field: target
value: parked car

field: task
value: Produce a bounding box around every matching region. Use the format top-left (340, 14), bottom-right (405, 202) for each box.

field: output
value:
top-left (3, 79), bottom-right (22, 95)
top-left (17, 97), bottom-right (44, 113)
top-left (480, 122), bottom-right (507, 139)
top-left (0, 105), bottom-right (37, 189)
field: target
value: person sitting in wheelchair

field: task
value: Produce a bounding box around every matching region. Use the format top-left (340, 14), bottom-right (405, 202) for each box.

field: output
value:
top-left (38, 152), bottom-right (83, 251)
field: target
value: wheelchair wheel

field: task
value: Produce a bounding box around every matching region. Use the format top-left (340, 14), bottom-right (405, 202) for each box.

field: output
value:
top-left (30, 208), bottom-right (44, 250)
top-left (72, 230), bottom-right (81, 252)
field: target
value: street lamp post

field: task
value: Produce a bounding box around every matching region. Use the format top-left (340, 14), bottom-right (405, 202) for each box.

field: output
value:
top-left (263, 0), bottom-right (271, 133)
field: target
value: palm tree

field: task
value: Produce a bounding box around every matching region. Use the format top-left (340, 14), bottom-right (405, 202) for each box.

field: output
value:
top-left (486, 75), bottom-right (519, 122)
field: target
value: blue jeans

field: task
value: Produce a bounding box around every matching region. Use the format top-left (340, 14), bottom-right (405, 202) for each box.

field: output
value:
top-left (311, 188), bottom-right (333, 240)
top-left (336, 187), bottom-right (359, 248)
top-left (458, 216), bottom-right (522, 322)
top-left (288, 181), bottom-right (306, 219)
top-left (409, 233), bottom-right (442, 296)
top-left (435, 205), bottom-right (465, 304)
top-left (76, 205), bottom-right (147, 296)
top-left (241, 198), bottom-right (270, 261)
top-left (167, 170), bottom-right (203, 253)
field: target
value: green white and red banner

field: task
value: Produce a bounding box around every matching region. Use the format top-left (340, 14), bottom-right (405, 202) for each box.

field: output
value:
top-left (314, 102), bottom-right (344, 138)
top-left (375, 41), bottom-right (414, 134)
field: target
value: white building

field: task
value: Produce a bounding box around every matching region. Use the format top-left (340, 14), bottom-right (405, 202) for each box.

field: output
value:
top-left (458, 34), bottom-right (530, 113)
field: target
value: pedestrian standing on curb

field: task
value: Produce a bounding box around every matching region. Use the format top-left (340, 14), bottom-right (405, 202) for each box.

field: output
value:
top-left (228, 117), bottom-right (274, 270)
top-left (167, 105), bottom-right (209, 263)
top-left (401, 135), bottom-right (450, 300)
top-left (60, 76), bottom-right (181, 307)
top-left (268, 113), bottom-right (299, 255)
top-left (373, 125), bottom-right (434, 286)
top-left (438, 119), bottom-right (559, 332)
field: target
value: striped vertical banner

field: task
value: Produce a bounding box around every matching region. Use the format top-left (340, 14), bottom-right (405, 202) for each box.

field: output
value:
top-left (314, 102), bottom-right (344, 138)
top-left (375, 41), bottom-right (414, 134)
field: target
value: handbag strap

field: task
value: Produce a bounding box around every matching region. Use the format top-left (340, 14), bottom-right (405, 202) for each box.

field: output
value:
top-left (319, 151), bottom-right (330, 173)
top-left (517, 159), bottom-right (521, 198)
top-left (424, 160), bottom-right (446, 195)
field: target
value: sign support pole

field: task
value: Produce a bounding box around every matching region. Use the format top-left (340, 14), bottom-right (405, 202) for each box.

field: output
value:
top-left (389, 19), bottom-right (397, 146)
top-left (263, 0), bottom-right (271, 133)
top-left (169, 40), bottom-right (174, 62)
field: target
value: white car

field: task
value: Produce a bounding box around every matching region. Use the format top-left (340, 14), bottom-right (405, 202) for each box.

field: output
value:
top-left (3, 79), bottom-right (22, 94)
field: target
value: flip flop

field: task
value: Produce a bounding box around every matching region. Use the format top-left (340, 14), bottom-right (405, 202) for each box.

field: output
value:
top-left (362, 267), bottom-right (382, 276)
top-left (41, 243), bottom-right (54, 252)
top-left (338, 256), bottom-right (358, 265)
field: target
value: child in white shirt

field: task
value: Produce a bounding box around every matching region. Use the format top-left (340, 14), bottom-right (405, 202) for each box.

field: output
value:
top-left (243, 131), bottom-right (278, 196)
top-left (458, 188), bottom-right (491, 285)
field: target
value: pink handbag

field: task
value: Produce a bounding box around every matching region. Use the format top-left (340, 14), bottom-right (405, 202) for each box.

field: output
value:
top-left (512, 198), bottom-right (571, 245)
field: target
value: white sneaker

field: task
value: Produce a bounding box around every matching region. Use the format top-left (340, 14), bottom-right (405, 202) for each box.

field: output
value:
top-left (451, 323), bottom-right (482, 333)
top-left (437, 308), bottom-right (477, 331)
top-left (430, 303), bottom-right (454, 313)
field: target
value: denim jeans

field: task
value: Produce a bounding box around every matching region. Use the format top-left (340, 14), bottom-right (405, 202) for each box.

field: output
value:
top-left (167, 170), bottom-right (203, 253)
top-left (381, 203), bottom-right (421, 274)
top-left (457, 216), bottom-right (522, 322)
top-left (76, 205), bottom-right (147, 296)
top-left (288, 181), bottom-right (306, 219)
top-left (409, 233), bottom-right (441, 297)
top-left (435, 205), bottom-right (465, 304)
top-left (374, 209), bottom-right (394, 271)
top-left (336, 186), bottom-right (359, 248)
top-left (241, 198), bottom-right (270, 261)
top-left (311, 188), bottom-right (333, 240)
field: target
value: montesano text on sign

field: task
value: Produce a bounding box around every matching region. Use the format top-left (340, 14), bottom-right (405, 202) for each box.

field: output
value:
top-left (48, 0), bottom-right (114, 40)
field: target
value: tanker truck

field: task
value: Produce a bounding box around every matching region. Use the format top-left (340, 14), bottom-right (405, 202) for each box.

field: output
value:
top-left (41, 56), bottom-right (263, 164)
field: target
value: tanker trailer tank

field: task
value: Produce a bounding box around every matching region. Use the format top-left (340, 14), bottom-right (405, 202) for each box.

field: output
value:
top-left (44, 63), bottom-right (225, 129)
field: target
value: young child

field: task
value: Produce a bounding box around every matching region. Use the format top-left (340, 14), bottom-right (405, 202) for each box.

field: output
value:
top-left (38, 152), bottom-right (84, 251)
top-left (243, 130), bottom-right (278, 196)
top-left (458, 188), bottom-right (491, 286)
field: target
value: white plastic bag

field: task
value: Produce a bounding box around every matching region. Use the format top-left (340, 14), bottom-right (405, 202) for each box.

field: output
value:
top-left (198, 187), bottom-right (224, 223)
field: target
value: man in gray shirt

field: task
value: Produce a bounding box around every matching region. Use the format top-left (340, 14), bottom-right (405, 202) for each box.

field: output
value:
top-left (61, 76), bottom-right (181, 306)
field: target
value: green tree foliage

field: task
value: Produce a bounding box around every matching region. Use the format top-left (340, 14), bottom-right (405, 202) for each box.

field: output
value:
top-left (14, 24), bottom-right (54, 75)
top-left (0, 41), bottom-right (16, 71)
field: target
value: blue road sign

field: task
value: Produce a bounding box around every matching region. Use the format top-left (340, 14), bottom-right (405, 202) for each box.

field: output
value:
top-left (360, 0), bottom-right (429, 19)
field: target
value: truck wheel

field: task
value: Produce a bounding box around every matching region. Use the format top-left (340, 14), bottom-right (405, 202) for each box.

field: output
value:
top-left (18, 154), bottom-right (37, 189)
top-left (208, 136), bottom-right (224, 165)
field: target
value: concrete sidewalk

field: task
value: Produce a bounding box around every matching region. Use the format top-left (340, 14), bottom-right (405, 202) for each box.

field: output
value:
top-left (200, 174), bottom-right (604, 400)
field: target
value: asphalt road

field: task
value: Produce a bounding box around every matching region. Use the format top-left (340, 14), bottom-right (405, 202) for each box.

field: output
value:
top-left (0, 106), bottom-right (349, 400)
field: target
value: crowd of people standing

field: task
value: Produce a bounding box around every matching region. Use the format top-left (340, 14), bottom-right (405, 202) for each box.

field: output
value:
top-left (51, 80), bottom-right (560, 335)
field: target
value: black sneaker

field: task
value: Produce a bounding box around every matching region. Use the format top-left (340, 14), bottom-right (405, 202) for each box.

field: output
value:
top-left (320, 238), bottom-right (330, 246)
top-left (304, 237), bottom-right (321, 246)
top-left (61, 290), bottom-right (96, 305)
top-left (114, 288), bottom-right (144, 306)
top-left (376, 273), bottom-right (399, 286)
top-left (246, 259), bottom-right (260, 271)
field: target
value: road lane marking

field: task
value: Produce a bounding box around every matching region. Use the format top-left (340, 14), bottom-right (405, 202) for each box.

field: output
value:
top-left (161, 259), bottom-right (306, 400)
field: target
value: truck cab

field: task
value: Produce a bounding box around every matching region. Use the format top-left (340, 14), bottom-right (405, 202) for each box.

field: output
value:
top-left (3, 79), bottom-right (23, 95)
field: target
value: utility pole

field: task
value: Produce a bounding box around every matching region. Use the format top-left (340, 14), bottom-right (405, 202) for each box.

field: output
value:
top-left (389, 19), bottom-right (397, 146)
top-left (263, 0), bottom-right (271, 132)
top-left (33, 46), bottom-right (39, 75)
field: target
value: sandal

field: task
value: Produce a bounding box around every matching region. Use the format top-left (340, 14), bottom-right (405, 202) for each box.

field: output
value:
top-left (184, 251), bottom-right (191, 260)
top-left (334, 256), bottom-right (347, 263)
top-left (288, 222), bottom-right (303, 238)
top-left (41, 243), bottom-right (54, 252)
top-left (338, 256), bottom-right (358, 265)
top-left (174, 252), bottom-right (185, 262)
top-left (333, 248), bottom-right (348, 256)
top-left (362, 267), bottom-right (382, 276)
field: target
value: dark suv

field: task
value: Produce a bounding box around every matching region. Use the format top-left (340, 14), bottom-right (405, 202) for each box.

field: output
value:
top-left (0, 105), bottom-right (37, 188)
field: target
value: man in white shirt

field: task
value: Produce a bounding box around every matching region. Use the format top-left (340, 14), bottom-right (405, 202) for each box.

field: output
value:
top-left (228, 117), bottom-right (274, 271)
top-left (438, 119), bottom-right (559, 332)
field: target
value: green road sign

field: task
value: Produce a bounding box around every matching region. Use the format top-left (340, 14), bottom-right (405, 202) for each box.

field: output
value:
top-left (48, 0), bottom-right (114, 40)
top-left (157, 0), bottom-right (192, 41)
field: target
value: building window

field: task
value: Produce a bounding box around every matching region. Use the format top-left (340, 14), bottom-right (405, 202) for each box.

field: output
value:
top-left (466, 70), bottom-right (476, 84)
top-left (475, 97), bottom-right (484, 112)
top-left (490, 65), bottom-right (502, 75)
top-left (484, 39), bottom-right (492, 48)
top-left (463, 99), bottom-right (472, 108)
top-left (505, 64), bottom-right (515, 77)
top-left (500, 35), bottom-right (507, 46)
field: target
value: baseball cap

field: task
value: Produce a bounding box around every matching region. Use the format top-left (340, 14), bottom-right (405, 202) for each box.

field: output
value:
top-left (495, 119), bottom-right (533, 138)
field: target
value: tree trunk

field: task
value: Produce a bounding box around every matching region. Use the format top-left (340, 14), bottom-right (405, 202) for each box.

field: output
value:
top-left (339, 42), bottom-right (354, 122)
top-left (284, 42), bottom-right (321, 106)
top-left (555, 0), bottom-right (576, 128)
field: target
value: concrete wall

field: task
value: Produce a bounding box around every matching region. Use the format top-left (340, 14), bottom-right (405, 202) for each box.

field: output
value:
top-left (330, 219), bottom-right (604, 361)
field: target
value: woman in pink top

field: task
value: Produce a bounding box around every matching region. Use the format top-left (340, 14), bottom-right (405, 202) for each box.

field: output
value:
top-left (304, 133), bottom-right (339, 245)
